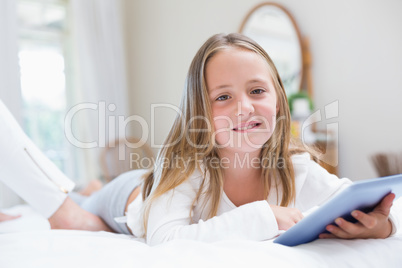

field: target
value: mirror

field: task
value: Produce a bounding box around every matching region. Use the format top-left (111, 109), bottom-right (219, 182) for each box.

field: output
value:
top-left (239, 3), bottom-right (303, 97)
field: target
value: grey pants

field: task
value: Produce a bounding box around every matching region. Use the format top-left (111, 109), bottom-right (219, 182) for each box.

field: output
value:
top-left (70, 169), bottom-right (147, 234)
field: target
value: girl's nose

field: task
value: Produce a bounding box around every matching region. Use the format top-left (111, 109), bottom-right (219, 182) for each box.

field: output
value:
top-left (235, 98), bottom-right (255, 117)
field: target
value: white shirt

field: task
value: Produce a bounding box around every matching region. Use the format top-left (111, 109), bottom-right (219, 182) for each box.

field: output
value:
top-left (126, 153), bottom-right (399, 246)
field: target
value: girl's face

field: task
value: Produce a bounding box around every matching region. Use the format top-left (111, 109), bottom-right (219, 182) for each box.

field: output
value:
top-left (205, 48), bottom-right (278, 154)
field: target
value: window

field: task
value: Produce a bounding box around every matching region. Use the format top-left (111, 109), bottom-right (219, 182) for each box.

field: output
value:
top-left (17, 0), bottom-right (73, 176)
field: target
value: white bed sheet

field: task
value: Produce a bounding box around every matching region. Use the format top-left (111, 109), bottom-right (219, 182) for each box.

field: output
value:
top-left (1, 205), bottom-right (402, 268)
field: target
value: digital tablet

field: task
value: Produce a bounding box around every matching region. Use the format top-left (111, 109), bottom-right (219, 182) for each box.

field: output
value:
top-left (273, 174), bottom-right (402, 247)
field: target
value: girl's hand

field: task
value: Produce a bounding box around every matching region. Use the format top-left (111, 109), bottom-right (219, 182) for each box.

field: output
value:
top-left (270, 204), bottom-right (303, 230)
top-left (319, 193), bottom-right (395, 240)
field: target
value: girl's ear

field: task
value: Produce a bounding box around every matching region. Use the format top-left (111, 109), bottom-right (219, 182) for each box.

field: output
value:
top-left (276, 99), bottom-right (280, 114)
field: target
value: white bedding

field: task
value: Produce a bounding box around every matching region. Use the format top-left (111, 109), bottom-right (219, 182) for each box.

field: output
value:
top-left (1, 205), bottom-right (402, 268)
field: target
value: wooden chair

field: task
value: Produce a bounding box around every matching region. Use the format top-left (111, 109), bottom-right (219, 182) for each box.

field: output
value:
top-left (100, 137), bottom-right (154, 182)
top-left (371, 152), bottom-right (402, 177)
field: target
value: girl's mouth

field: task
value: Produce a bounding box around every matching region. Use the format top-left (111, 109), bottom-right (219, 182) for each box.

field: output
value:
top-left (232, 122), bottom-right (261, 132)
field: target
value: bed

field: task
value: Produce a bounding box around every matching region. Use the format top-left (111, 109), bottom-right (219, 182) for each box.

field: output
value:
top-left (1, 204), bottom-right (402, 268)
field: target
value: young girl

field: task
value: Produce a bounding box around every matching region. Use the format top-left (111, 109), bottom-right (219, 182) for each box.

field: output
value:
top-left (0, 33), bottom-right (397, 245)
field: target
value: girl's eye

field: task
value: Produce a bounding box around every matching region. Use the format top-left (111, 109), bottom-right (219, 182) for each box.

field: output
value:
top-left (250, 89), bottom-right (265, 94)
top-left (216, 95), bottom-right (230, 101)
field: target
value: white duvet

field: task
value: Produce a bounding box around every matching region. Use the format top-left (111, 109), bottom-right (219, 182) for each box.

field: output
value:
top-left (1, 205), bottom-right (402, 268)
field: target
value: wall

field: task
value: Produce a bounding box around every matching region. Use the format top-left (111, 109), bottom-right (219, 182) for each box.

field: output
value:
top-left (124, 0), bottom-right (402, 180)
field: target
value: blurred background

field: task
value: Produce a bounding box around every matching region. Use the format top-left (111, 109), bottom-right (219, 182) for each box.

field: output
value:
top-left (1, 0), bottom-right (401, 207)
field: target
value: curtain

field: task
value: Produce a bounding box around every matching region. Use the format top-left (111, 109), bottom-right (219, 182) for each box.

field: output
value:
top-left (68, 0), bottom-right (129, 182)
top-left (0, 0), bottom-right (24, 208)
top-left (0, 0), bottom-right (22, 118)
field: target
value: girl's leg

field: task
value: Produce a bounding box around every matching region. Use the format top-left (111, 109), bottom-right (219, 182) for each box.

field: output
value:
top-left (49, 197), bottom-right (113, 231)
top-left (79, 169), bottom-right (146, 234)
top-left (0, 100), bottom-right (110, 231)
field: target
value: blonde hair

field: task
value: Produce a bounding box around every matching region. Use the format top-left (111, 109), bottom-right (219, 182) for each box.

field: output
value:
top-left (141, 33), bottom-right (300, 234)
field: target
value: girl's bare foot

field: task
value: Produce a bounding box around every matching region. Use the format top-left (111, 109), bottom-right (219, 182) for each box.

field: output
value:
top-left (0, 212), bottom-right (21, 222)
top-left (48, 197), bottom-right (113, 232)
top-left (79, 180), bottom-right (103, 196)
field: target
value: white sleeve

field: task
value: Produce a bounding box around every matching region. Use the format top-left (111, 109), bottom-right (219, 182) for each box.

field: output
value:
top-left (389, 195), bottom-right (402, 235)
top-left (0, 100), bottom-right (74, 218)
top-left (293, 154), bottom-right (352, 212)
top-left (146, 177), bottom-right (278, 246)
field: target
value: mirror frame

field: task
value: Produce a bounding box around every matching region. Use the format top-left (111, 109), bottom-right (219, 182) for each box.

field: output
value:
top-left (239, 2), bottom-right (305, 96)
